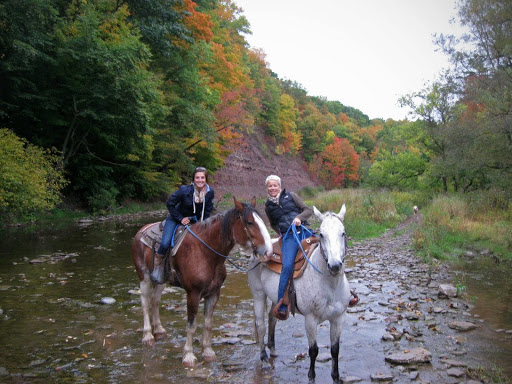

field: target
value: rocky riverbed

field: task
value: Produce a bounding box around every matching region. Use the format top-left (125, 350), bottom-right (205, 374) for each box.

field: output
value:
top-left (0, 212), bottom-right (510, 383)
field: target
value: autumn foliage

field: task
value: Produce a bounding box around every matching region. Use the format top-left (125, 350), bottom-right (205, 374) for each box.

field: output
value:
top-left (310, 137), bottom-right (360, 189)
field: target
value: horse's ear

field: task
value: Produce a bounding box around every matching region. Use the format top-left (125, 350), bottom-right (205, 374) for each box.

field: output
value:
top-left (313, 206), bottom-right (324, 221)
top-left (233, 196), bottom-right (244, 213)
top-left (250, 196), bottom-right (257, 207)
top-left (338, 204), bottom-right (346, 222)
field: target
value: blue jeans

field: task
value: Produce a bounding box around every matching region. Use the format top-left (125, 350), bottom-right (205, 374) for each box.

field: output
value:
top-left (157, 219), bottom-right (178, 255)
top-left (278, 230), bottom-right (312, 309)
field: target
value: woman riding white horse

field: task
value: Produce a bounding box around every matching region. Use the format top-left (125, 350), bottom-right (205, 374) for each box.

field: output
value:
top-left (263, 174), bottom-right (313, 320)
top-left (249, 204), bottom-right (355, 383)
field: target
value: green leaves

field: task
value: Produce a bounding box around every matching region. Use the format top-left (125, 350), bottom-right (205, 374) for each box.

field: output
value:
top-left (0, 129), bottom-right (67, 217)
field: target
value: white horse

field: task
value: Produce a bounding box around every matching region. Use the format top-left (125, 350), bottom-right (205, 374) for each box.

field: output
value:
top-left (248, 204), bottom-right (353, 383)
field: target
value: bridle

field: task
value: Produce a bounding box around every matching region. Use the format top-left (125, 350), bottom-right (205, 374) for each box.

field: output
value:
top-left (239, 210), bottom-right (260, 257)
top-left (318, 214), bottom-right (347, 264)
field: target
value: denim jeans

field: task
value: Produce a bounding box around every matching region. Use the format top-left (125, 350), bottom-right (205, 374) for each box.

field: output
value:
top-left (157, 219), bottom-right (178, 255)
top-left (277, 230), bottom-right (312, 308)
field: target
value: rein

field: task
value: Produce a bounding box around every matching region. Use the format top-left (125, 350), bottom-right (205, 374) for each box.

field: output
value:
top-left (184, 211), bottom-right (261, 272)
top-left (286, 219), bottom-right (347, 277)
top-left (286, 224), bottom-right (326, 276)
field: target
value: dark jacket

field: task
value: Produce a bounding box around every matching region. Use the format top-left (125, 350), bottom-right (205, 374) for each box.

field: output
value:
top-left (265, 189), bottom-right (312, 235)
top-left (167, 184), bottom-right (214, 223)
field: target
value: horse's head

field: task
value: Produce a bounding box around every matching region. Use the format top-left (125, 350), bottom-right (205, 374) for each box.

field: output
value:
top-left (313, 204), bottom-right (347, 277)
top-left (233, 197), bottom-right (273, 262)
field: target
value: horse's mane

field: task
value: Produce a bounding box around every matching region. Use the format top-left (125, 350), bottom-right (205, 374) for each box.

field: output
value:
top-left (222, 203), bottom-right (261, 238)
top-left (190, 203), bottom-right (261, 243)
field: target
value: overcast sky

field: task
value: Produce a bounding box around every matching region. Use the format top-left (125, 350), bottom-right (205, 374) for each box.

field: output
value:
top-left (234, 0), bottom-right (465, 121)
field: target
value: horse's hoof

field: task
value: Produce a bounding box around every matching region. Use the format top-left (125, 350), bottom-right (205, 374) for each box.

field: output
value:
top-left (142, 336), bottom-right (156, 347)
top-left (203, 350), bottom-right (217, 362)
top-left (182, 353), bottom-right (197, 367)
top-left (153, 332), bottom-right (168, 341)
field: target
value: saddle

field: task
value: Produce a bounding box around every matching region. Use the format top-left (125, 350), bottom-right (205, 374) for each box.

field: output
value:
top-left (265, 237), bottom-right (320, 279)
top-left (139, 220), bottom-right (188, 257)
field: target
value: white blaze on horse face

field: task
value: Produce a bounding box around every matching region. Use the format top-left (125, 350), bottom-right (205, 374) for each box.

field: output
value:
top-left (253, 212), bottom-right (273, 257)
top-left (321, 213), bottom-right (346, 276)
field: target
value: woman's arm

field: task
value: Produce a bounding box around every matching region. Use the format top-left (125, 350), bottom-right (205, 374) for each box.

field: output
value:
top-left (167, 186), bottom-right (185, 222)
top-left (290, 192), bottom-right (312, 223)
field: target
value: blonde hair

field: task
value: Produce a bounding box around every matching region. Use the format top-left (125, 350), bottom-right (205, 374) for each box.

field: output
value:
top-left (265, 174), bottom-right (281, 187)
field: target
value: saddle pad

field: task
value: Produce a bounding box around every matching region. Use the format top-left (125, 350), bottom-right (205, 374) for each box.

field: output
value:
top-left (265, 237), bottom-right (319, 278)
top-left (139, 221), bottom-right (187, 256)
top-left (140, 222), bottom-right (163, 250)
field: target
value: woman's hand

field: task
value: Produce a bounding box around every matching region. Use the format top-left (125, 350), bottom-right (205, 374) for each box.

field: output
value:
top-left (293, 217), bottom-right (301, 226)
top-left (181, 217), bottom-right (190, 225)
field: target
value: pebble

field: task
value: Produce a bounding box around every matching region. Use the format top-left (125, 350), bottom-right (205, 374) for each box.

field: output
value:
top-left (100, 297), bottom-right (116, 305)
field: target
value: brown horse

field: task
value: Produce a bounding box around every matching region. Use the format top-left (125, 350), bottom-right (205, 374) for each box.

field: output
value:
top-left (132, 197), bottom-right (273, 366)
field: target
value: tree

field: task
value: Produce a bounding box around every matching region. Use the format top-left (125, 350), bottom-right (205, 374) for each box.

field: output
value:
top-left (276, 94), bottom-right (301, 154)
top-left (434, 0), bottom-right (512, 190)
top-left (0, 129), bottom-right (67, 217)
top-left (310, 137), bottom-right (359, 189)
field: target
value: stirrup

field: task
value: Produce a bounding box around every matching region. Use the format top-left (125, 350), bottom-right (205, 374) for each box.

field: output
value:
top-left (348, 289), bottom-right (359, 307)
top-left (272, 299), bottom-right (289, 320)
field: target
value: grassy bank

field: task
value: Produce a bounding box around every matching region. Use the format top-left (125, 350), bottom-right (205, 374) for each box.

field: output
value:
top-left (412, 190), bottom-right (512, 262)
top-left (303, 188), bottom-right (431, 241)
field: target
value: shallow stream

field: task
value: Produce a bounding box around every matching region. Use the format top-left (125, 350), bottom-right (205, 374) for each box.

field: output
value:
top-left (0, 213), bottom-right (510, 383)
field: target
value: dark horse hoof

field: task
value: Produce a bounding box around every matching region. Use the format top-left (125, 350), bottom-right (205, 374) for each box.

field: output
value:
top-left (154, 332), bottom-right (168, 341)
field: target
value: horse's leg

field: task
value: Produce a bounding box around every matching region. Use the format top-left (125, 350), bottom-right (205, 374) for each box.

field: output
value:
top-left (183, 291), bottom-right (200, 366)
top-left (329, 318), bottom-right (343, 383)
top-left (251, 290), bottom-right (268, 361)
top-left (267, 305), bottom-right (278, 357)
top-left (151, 282), bottom-right (167, 340)
top-left (249, 270), bottom-right (271, 361)
top-left (201, 292), bottom-right (219, 362)
top-left (140, 277), bottom-right (155, 346)
top-left (305, 315), bottom-right (319, 381)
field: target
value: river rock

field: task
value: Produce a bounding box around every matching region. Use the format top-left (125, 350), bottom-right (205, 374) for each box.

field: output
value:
top-left (100, 297), bottom-right (116, 305)
top-left (316, 352), bottom-right (331, 362)
top-left (448, 321), bottom-right (478, 331)
top-left (370, 373), bottom-right (394, 381)
top-left (385, 347), bottom-right (432, 364)
top-left (438, 284), bottom-right (457, 298)
top-left (440, 358), bottom-right (467, 367)
top-left (447, 367), bottom-right (465, 377)
top-left (341, 376), bottom-right (362, 383)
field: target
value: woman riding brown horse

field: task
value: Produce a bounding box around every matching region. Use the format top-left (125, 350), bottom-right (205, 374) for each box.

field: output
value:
top-left (132, 197), bottom-right (273, 366)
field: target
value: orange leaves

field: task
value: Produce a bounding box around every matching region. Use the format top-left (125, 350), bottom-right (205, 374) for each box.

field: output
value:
top-left (181, 0), bottom-right (214, 42)
top-left (310, 137), bottom-right (360, 189)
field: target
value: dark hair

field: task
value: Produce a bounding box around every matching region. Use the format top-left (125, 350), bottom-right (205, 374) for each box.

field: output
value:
top-left (193, 167), bottom-right (208, 182)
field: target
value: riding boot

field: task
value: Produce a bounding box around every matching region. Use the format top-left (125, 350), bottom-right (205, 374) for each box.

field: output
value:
top-left (150, 252), bottom-right (166, 284)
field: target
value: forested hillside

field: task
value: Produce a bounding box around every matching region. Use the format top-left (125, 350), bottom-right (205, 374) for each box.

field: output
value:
top-left (1, 0), bottom-right (511, 216)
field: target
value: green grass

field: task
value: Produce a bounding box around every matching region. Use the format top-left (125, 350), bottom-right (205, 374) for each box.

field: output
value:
top-left (413, 192), bottom-right (512, 263)
top-left (306, 188), bottom-right (428, 240)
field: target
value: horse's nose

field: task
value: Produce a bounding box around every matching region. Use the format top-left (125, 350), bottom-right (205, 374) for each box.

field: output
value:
top-left (328, 262), bottom-right (342, 275)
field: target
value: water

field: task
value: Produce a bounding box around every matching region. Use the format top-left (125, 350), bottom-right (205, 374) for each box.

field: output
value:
top-left (0, 214), bottom-right (511, 383)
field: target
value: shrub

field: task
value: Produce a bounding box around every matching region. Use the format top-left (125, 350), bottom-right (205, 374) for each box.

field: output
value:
top-left (0, 129), bottom-right (68, 219)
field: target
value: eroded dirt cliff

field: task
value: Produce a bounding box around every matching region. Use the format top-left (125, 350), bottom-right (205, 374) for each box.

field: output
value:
top-left (210, 129), bottom-right (316, 201)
